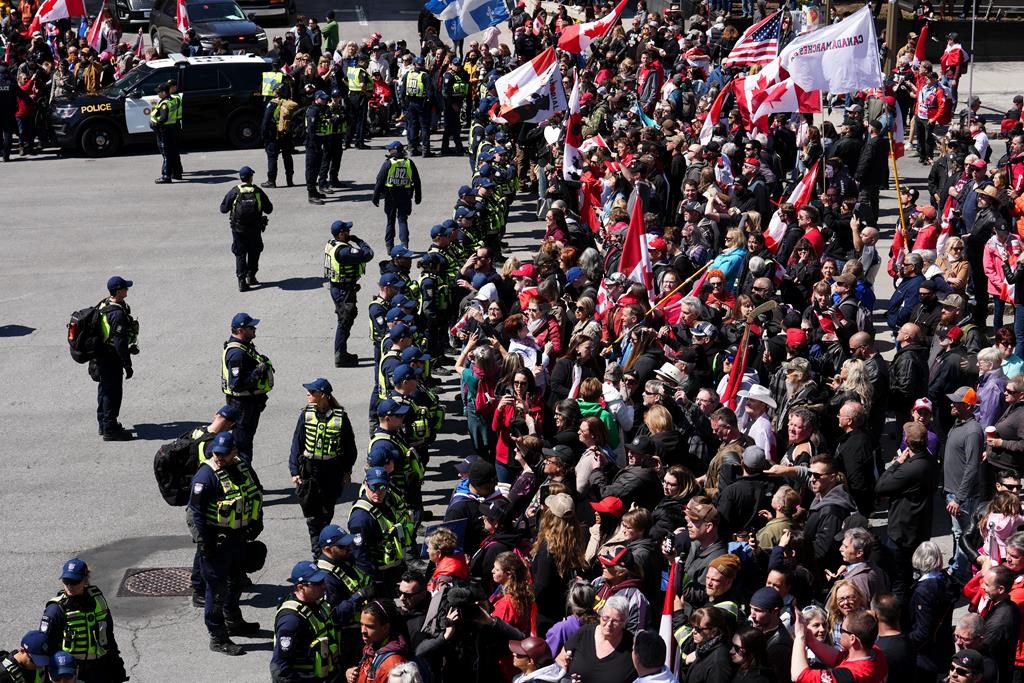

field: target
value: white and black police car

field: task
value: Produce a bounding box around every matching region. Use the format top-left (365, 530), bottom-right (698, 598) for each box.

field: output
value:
top-left (50, 54), bottom-right (271, 157)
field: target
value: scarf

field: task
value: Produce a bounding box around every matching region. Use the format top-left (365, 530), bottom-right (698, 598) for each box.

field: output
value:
top-left (473, 365), bottom-right (498, 416)
top-left (527, 315), bottom-right (547, 337)
top-left (596, 577), bottom-right (643, 601)
top-left (695, 633), bottom-right (724, 658)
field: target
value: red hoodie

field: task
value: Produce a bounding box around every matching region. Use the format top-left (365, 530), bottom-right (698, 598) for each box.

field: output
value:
top-left (427, 552), bottom-right (469, 592)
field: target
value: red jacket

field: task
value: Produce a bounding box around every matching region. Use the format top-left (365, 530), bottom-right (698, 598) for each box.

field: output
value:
top-left (491, 397), bottom-right (544, 465)
top-left (354, 636), bottom-right (408, 683)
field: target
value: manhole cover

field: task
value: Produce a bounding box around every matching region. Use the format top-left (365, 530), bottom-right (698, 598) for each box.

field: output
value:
top-left (118, 567), bottom-right (192, 597)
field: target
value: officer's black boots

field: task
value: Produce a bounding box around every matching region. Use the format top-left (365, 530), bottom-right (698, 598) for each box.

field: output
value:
top-left (261, 181), bottom-right (276, 188)
top-left (308, 195), bottom-right (324, 205)
top-left (246, 274), bottom-right (259, 287)
top-left (191, 590), bottom-right (204, 607)
top-left (238, 279), bottom-right (249, 292)
top-left (209, 631), bottom-right (244, 656)
top-left (286, 175), bottom-right (295, 187)
top-left (154, 177), bottom-right (172, 184)
top-left (225, 617), bottom-right (260, 637)
top-left (335, 352), bottom-right (358, 368)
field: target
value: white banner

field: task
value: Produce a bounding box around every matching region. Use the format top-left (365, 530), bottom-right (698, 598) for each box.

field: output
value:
top-left (779, 5), bottom-right (882, 93)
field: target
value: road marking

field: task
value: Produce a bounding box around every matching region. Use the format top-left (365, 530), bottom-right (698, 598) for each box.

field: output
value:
top-left (355, 5), bottom-right (368, 25)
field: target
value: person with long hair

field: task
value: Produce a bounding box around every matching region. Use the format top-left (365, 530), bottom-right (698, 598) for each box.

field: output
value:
top-left (824, 580), bottom-right (867, 647)
top-left (492, 369), bottom-right (545, 484)
top-left (549, 335), bottom-right (604, 409)
top-left (828, 358), bottom-right (874, 414)
top-left (729, 626), bottom-right (772, 683)
top-left (531, 495), bottom-right (588, 635)
top-left (457, 338), bottom-right (500, 459)
top-left (491, 551), bottom-right (536, 637)
top-left (576, 416), bottom-right (616, 499)
top-left (621, 326), bottom-right (664, 385)
top-left (782, 238), bottom-right (822, 309)
top-left (708, 228), bottom-right (748, 293)
top-left (681, 605), bottom-right (734, 683)
top-left (544, 582), bottom-right (599, 657)
top-left (651, 465), bottom-right (698, 542)
top-left (570, 297), bottom-right (603, 343)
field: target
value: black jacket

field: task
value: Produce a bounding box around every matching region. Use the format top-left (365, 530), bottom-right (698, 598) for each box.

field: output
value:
top-left (716, 474), bottom-right (775, 538)
top-left (685, 639), bottom-right (735, 683)
top-left (908, 571), bottom-right (957, 674)
top-left (651, 496), bottom-right (686, 542)
top-left (601, 465), bottom-right (663, 511)
top-left (889, 342), bottom-right (929, 415)
top-left (875, 451), bottom-right (935, 546)
top-left (983, 598), bottom-right (1021, 683)
top-left (804, 485), bottom-right (857, 570)
top-left (855, 133), bottom-right (890, 189)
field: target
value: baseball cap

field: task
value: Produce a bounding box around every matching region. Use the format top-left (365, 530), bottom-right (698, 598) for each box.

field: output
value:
top-left (386, 140), bottom-right (405, 151)
top-left (945, 326), bottom-right (964, 343)
top-left (941, 293), bottom-right (966, 309)
top-left (401, 346), bottom-right (432, 364)
top-left (455, 206), bottom-right (477, 219)
top-left (786, 328), bottom-right (809, 347)
top-left (919, 205), bottom-right (938, 220)
top-left (289, 560), bottom-right (328, 585)
top-left (481, 499), bottom-right (510, 522)
top-left (477, 163), bottom-right (493, 176)
top-left (60, 558), bottom-right (88, 582)
top-left (952, 650), bottom-right (984, 674)
top-left (390, 246), bottom-right (415, 259)
top-left (649, 236), bottom-right (668, 251)
top-left (455, 454), bottom-right (481, 474)
top-left (834, 513), bottom-right (871, 541)
top-left (741, 445), bottom-right (769, 472)
top-left (604, 271), bottom-right (628, 286)
top-left (430, 223), bottom-right (453, 238)
top-left (314, 89), bottom-right (327, 99)
top-left (509, 637), bottom-right (553, 665)
top-left (784, 357), bottom-right (810, 374)
top-left (388, 323), bottom-right (415, 341)
top-left (20, 631), bottom-right (50, 667)
top-left (231, 312), bottom-right (260, 329)
top-left (590, 496), bottom-right (626, 517)
top-left (457, 185), bottom-right (474, 197)
top-left (238, 165), bottom-right (255, 178)
top-left (473, 177), bottom-right (494, 189)
top-left (541, 445), bottom-right (574, 465)
top-left (948, 386), bottom-right (978, 405)
top-left (319, 524), bottom-right (355, 548)
top-left (545, 493), bottom-right (574, 518)
top-left (834, 273), bottom-right (856, 288)
top-left (385, 308), bottom-right (404, 323)
top-left (106, 275), bottom-right (133, 291)
top-left (377, 398), bottom-right (411, 417)
top-left (330, 219), bottom-right (353, 235)
top-left (49, 651), bottom-right (76, 677)
top-left (216, 404), bottom-right (240, 422)
top-left (597, 544), bottom-right (637, 571)
top-left (468, 459), bottom-right (497, 485)
top-left (625, 435), bottom-right (656, 456)
top-left (749, 587), bottom-right (783, 611)
top-left (392, 364), bottom-right (417, 383)
top-left (913, 397), bottom-right (934, 413)
top-left (302, 378), bottom-right (333, 394)
top-left (210, 431), bottom-right (235, 455)
top-left (565, 266), bottom-right (585, 283)
top-left (692, 321), bottom-right (715, 338)
top-left (972, 159), bottom-right (987, 169)
top-left (511, 263), bottom-right (536, 279)
top-left (367, 446), bottom-right (395, 467)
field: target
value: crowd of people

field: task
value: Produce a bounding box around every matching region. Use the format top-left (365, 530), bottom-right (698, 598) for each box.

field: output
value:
top-left (8, 0), bottom-right (1024, 681)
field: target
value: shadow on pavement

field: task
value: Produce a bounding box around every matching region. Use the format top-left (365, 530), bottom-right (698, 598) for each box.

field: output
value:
top-left (240, 583), bottom-right (292, 609)
top-left (0, 324), bottom-right (35, 337)
top-left (133, 421), bottom-right (205, 440)
top-left (264, 277), bottom-right (324, 291)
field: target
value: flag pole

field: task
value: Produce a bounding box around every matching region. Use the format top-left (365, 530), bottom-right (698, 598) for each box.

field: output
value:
top-left (607, 261), bottom-right (712, 347)
top-left (887, 129), bottom-right (910, 246)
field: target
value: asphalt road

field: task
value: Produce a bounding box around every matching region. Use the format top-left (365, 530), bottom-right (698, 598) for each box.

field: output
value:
top-left (1, 15), bottom-right (1022, 678)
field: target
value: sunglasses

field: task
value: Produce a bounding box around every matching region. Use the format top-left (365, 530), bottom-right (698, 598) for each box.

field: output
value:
top-left (1002, 483), bottom-right (1022, 491)
top-left (809, 471), bottom-right (828, 480)
top-left (950, 666), bottom-right (972, 676)
top-left (61, 578), bottom-right (84, 585)
top-left (367, 482), bottom-right (388, 492)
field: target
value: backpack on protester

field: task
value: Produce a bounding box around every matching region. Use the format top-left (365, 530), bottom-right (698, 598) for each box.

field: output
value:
top-left (153, 433), bottom-right (205, 506)
top-left (66, 302), bottom-right (106, 364)
top-left (231, 187), bottom-right (262, 225)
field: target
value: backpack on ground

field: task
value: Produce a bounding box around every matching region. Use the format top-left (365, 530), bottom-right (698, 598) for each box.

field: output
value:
top-left (232, 187), bottom-right (261, 224)
top-left (153, 433), bottom-right (203, 506)
top-left (67, 303), bottom-right (105, 364)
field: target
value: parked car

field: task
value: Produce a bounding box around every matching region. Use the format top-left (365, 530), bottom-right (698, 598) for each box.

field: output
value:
top-left (149, 0), bottom-right (268, 56)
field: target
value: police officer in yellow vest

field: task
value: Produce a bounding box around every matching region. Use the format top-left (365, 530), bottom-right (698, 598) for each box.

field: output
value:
top-left (150, 82), bottom-right (181, 183)
top-left (222, 312), bottom-right (274, 460)
top-left (316, 525), bottom-right (373, 628)
top-left (189, 431), bottom-right (263, 656)
top-left (398, 56), bottom-right (432, 156)
top-left (0, 631), bottom-right (51, 683)
top-left (345, 55), bottom-right (371, 150)
top-left (347, 464), bottom-right (408, 592)
top-left (271, 561), bottom-right (341, 681)
top-left (289, 378), bottom-right (358, 554)
top-left (305, 89), bottom-right (331, 205)
top-left (261, 60), bottom-right (284, 97)
top-left (440, 58), bottom-right (468, 155)
top-left (219, 166), bottom-right (274, 292)
top-left (325, 220), bottom-right (374, 367)
top-left (372, 141), bottom-right (421, 253)
top-left (94, 276), bottom-right (138, 441)
top-left (40, 559), bottom-right (127, 681)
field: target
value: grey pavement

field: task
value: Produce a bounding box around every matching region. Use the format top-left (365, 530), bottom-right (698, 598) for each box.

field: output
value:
top-left (0, 18), bottom-right (1020, 678)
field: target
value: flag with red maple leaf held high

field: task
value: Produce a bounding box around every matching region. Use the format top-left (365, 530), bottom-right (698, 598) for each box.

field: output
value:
top-left (495, 47), bottom-right (567, 124)
top-left (558, 0), bottom-right (628, 54)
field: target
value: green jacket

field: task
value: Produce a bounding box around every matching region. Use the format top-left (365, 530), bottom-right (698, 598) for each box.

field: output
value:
top-left (577, 400), bottom-right (620, 449)
top-left (321, 20), bottom-right (339, 52)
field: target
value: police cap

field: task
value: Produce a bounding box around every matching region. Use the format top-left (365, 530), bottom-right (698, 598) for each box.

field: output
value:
top-left (302, 377), bottom-right (333, 394)
top-left (392, 364), bottom-right (417, 383)
top-left (390, 245), bottom-right (415, 259)
top-left (430, 223), bottom-right (453, 238)
top-left (210, 431), bottom-right (236, 455)
top-left (230, 312), bottom-right (260, 329)
top-left (385, 308), bottom-right (405, 322)
top-left (106, 275), bottom-right (133, 292)
top-left (330, 219), bottom-right (353, 235)
top-left (238, 165), bottom-right (255, 179)
top-left (216, 404), bottom-right (240, 422)
top-left (376, 399), bottom-right (410, 418)
top-left (388, 323), bottom-right (416, 341)
top-left (386, 140), bottom-right (405, 151)
top-left (401, 346), bottom-right (432, 363)
top-left (455, 206), bottom-right (477, 219)
top-left (378, 272), bottom-right (405, 288)
top-left (318, 525), bottom-right (355, 548)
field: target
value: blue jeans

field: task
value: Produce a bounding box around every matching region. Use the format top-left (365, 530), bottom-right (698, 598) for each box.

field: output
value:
top-left (994, 299), bottom-right (1008, 331)
top-left (946, 493), bottom-right (976, 583)
top-left (1015, 304), bottom-right (1024, 357)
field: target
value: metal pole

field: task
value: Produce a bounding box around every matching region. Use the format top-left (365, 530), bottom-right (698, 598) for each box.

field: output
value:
top-left (968, 3), bottom-right (976, 104)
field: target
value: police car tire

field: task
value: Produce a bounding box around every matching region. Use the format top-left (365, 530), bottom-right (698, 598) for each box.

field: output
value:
top-left (226, 113), bottom-right (260, 149)
top-left (79, 121), bottom-right (121, 157)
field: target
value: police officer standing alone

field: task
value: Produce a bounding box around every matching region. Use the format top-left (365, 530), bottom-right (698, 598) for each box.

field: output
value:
top-left (220, 166), bottom-right (273, 292)
top-left (289, 378), bottom-right (358, 555)
top-left (323, 89), bottom-right (348, 191)
top-left (95, 276), bottom-right (138, 442)
top-left (222, 312), bottom-right (274, 459)
top-left (305, 90), bottom-right (331, 205)
top-left (261, 84), bottom-right (296, 188)
top-left (271, 561), bottom-right (341, 681)
top-left (40, 559), bottom-right (127, 682)
top-left (373, 141), bottom-right (421, 252)
top-left (324, 220), bottom-right (374, 367)
top-left (346, 55), bottom-right (372, 150)
top-left (399, 57), bottom-right (432, 157)
top-left (150, 82), bottom-right (181, 184)
top-left (189, 431), bottom-right (263, 656)
top-left (440, 58), bottom-right (467, 156)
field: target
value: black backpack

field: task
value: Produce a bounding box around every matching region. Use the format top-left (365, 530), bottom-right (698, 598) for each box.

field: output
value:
top-left (67, 303), bottom-right (105, 364)
top-left (153, 432), bottom-right (204, 506)
top-left (232, 187), bottom-right (261, 224)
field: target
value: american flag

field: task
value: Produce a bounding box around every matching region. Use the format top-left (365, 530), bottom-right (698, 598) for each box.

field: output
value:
top-left (722, 10), bottom-right (783, 67)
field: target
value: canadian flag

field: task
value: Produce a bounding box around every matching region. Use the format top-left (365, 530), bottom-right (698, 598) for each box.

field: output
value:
top-left (558, 0), bottom-right (628, 54)
top-left (176, 0), bottom-right (190, 35)
top-left (751, 77), bottom-right (820, 131)
top-left (699, 81), bottom-right (733, 145)
top-left (579, 134), bottom-right (608, 154)
top-left (659, 559), bottom-right (680, 675)
top-left (495, 47), bottom-right (567, 124)
top-left (133, 27), bottom-right (145, 57)
top-left (765, 160), bottom-right (821, 253)
top-left (620, 193), bottom-right (654, 299)
top-left (735, 58), bottom-right (785, 128)
top-left (912, 21), bottom-right (929, 67)
top-left (892, 102), bottom-right (906, 159)
top-left (563, 74), bottom-right (584, 181)
top-left (25, 0), bottom-right (87, 36)
top-left (85, 3), bottom-right (108, 52)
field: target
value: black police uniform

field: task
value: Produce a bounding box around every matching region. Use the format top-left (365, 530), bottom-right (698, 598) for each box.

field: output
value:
top-left (222, 335), bottom-right (273, 459)
top-left (440, 69), bottom-right (467, 155)
top-left (325, 234), bottom-right (374, 365)
top-left (0, 65), bottom-right (16, 162)
top-left (347, 492), bottom-right (406, 589)
top-left (288, 404), bottom-right (358, 553)
top-left (399, 68), bottom-right (432, 155)
top-left (322, 93), bottom-right (348, 189)
top-left (304, 99), bottom-right (331, 203)
top-left (95, 298), bottom-right (135, 438)
top-left (188, 456), bottom-right (263, 641)
top-left (219, 182), bottom-right (274, 290)
top-left (261, 96), bottom-right (295, 186)
top-left (41, 587), bottom-right (127, 681)
top-left (150, 92), bottom-right (181, 183)
top-left (0, 651), bottom-right (31, 682)
top-left (270, 593), bottom-right (339, 682)
top-left (372, 153), bottom-right (422, 252)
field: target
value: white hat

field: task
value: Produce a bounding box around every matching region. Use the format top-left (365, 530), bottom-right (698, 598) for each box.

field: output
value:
top-left (473, 282), bottom-right (498, 302)
top-left (737, 384), bottom-right (777, 409)
top-left (653, 362), bottom-right (685, 387)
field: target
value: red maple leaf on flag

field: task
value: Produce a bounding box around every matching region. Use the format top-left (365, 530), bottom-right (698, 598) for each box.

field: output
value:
top-left (504, 83), bottom-right (519, 100)
top-left (583, 21), bottom-right (607, 39)
top-left (762, 83), bottom-right (788, 108)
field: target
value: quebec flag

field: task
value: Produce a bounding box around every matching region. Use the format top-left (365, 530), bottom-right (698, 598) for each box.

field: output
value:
top-left (424, 0), bottom-right (509, 41)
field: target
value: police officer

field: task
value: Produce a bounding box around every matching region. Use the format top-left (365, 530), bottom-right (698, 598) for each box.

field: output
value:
top-left (399, 57), bottom-right (432, 156)
top-left (316, 525), bottom-right (373, 625)
top-left (305, 90), bottom-right (331, 205)
top-left (345, 55), bottom-right (371, 150)
top-left (369, 273), bottom-right (404, 366)
top-left (40, 559), bottom-right (127, 682)
top-left (347, 466), bottom-right (407, 591)
top-left (167, 80), bottom-right (183, 142)
top-left (0, 631), bottom-right (50, 682)
top-left (261, 60), bottom-right (284, 98)
top-left (383, 366), bottom-right (427, 506)
top-left (324, 220), bottom-right (374, 367)
top-left (220, 166), bottom-right (274, 292)
top-left (372, 323), bottom-right (415, 426)
top-left (189, 431), bottom-right (263, 656)
top-left (261, 84), bottom-right (296, 188)
top-left (47, 651), bottom-right (76, 682)
top-left (222, 312), bottom-right (274, 459)
top-left (0, 64), bottom-right (16, 163)
top-left (289, 378), bottom-right (358, 554)
top-left (94, 276), bottom-right (137, 441)
top-left (150, 82), bottom-right (180, 184)
top-left (271, 561), bottom-right (340, 681)
top-left (372, 141), bottom-right (421, 252)
top-left (323, 89), bottom-right (348, 190)
top-left (440, 58), bottom-right (467, 156)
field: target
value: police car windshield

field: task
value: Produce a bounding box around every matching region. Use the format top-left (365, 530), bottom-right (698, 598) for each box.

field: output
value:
top-left (187, 1), bottom-right (247, 21)
top-left (103, 64), bottom-right (154, 97)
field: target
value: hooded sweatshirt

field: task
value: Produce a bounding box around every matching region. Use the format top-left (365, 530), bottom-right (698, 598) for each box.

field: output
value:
top-left (577, 400), bottom-right (621, 449)
top-left (804, 485), bottom-right (857, 568)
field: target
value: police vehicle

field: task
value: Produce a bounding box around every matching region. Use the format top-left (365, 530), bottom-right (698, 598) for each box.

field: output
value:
top-left (51, 54), bottom-right (271, 157)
